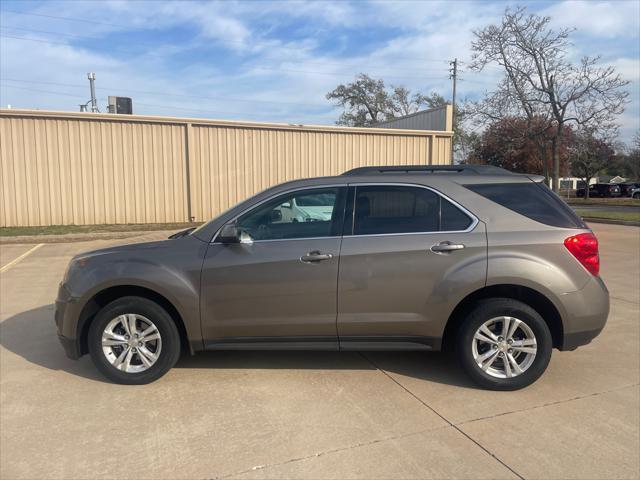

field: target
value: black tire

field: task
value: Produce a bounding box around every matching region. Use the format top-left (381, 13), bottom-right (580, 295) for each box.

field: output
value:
top-left (457, 298), bottom-right (552, 391)
top-left (88, 296), bottom-right (181, 385)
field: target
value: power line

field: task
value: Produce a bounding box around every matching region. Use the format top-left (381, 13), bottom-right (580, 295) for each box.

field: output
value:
top-left (0, 78), bottom-right (330, 108)
top-left (0, 25), bottom-right (118, 40)
top-left (0, 83), bottom-right (333, 116)
top-left (0, 8), bottom-right (126, 27)
top-left (252, 66), bottom-right (442, 81)
top-left (0, 33), bottom-right (70, 46)
top-left (0, 34), bottom-right (176, 59)
top-left (0, 83), bottom-right (94, 99)
top-left (0, 83), bottom-right (337, 121)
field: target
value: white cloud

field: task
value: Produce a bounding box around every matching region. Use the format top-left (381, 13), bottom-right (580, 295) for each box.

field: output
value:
top-left (542, 0), bottom-right (640, 38)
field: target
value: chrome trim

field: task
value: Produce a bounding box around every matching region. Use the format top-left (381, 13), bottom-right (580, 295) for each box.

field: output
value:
top-left (211, 180), bottom-right (480, 243)
top-left (212, 236), bottom-right (341, 245)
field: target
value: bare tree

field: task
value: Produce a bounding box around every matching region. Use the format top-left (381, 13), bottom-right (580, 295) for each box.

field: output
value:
top-left (470, 7), bottom-right (629, 191)
top-left (464, 77), bottom-right (554, 181)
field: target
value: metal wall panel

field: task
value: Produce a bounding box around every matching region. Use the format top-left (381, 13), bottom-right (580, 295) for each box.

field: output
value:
top-left (0, 110), bottom-right (452, 227)
top-left (376, 105), bottom-right (453, 132)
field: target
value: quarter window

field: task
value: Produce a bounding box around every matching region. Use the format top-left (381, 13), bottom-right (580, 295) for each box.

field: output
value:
top-left (352, 185), bottom-right (472, 235)
top-left (236, 187), bottom-right (344, 241)
top-left (466, 183), bottom-right (586, 228)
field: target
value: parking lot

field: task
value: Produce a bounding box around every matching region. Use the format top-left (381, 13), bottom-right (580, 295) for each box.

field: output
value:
top-left (1, 223), bottom-right (638, 479)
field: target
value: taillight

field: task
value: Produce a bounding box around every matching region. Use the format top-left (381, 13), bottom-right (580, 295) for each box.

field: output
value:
top-left (564, 233), bottom-right (599, 276)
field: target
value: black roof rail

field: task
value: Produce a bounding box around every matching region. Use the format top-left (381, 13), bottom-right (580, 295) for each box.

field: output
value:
top-left (342, 165), bottom-right (513, 176)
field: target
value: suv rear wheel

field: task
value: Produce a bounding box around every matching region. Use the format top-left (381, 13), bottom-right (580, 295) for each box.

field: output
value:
top-left (457, 298), bottom-right (552, 390)
top-left (88, 296), bottom-right (181, 384)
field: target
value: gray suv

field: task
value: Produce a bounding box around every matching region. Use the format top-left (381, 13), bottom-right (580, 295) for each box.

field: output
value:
top-left (55, 165), bottom-right (609, 390)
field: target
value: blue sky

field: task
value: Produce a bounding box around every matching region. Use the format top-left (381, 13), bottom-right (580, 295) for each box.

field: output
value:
top-left (1, 0), bottom-right (638, 144)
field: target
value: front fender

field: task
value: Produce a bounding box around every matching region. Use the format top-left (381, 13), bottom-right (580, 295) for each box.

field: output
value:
top-left (62, 237), bottom-right (206, 347)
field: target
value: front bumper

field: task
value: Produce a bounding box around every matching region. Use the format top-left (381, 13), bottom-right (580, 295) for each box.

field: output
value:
top-left (57, 334), bottom-right (81, 360)
top-left (54, 283), bottom-right (83, 360)
top-left (558, 275), bottom-right (610, 350)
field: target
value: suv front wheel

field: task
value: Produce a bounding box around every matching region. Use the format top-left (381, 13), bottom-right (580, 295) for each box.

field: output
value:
top-left (88, 296), bottom-right (181, 384)
top-left (457, 298), bottom-right (552, 390)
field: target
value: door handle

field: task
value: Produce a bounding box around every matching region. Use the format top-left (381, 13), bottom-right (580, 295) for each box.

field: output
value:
top-left (300, 251), bottom-right (333, 263)
top-left (431, 242), bottom-right (465, 254)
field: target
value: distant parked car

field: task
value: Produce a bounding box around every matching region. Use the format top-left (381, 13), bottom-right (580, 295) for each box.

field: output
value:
top-left (576, 183), bottom-right (622, 198)
top-left (631, 187), bottom-right (640, 199)
top-left (619, 183), bottom-right (640, 197)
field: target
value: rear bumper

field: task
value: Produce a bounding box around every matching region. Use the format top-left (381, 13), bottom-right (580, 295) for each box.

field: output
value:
top-left (561, 327), bottom-right (605, 351)
top-left (558, 275), bottom-right (609, 351)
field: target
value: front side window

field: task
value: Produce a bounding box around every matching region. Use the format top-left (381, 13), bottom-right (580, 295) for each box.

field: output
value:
top-left (352, 185), bottom-right (472, 235)
top-left (236, 187), bottom-right (344, 241)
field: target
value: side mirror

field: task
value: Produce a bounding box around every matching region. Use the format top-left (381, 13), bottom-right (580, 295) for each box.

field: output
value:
top-left (270, 209), bottom-right (282, 222)
top-left (281, 201), bottom-right (292, 209)
top-left (217, 223), bottom-right (240, 243)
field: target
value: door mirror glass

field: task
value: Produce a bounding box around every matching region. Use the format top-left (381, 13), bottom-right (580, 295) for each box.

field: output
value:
top-left (218, 223), bottom-right (240, 243)
top-left (270, 209), bottom-right (283, 222)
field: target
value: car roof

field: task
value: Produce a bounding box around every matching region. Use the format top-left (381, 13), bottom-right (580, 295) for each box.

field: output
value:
top-left (272, 165), bottom-right (541, 190)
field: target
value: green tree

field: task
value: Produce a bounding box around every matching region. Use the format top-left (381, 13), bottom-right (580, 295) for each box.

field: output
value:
top-left (326, 73), bottom-right (446, 127)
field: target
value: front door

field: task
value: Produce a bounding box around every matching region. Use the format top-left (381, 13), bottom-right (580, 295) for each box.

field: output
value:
top-left (200, 186), bottom-right (347, 348)
top-left (337, 184), bottom-right (487, 348)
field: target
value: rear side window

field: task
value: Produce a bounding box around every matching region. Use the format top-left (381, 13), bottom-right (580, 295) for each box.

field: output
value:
top-left (466, 182), bottom-right (586, 228)
top-left (352, 186), bottom-right (473, 235)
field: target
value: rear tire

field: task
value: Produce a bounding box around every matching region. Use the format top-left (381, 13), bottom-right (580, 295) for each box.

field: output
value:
top-left (457, 298), bottom-right (552, 391)
top-left (88, 296), bottom-right (181, 385)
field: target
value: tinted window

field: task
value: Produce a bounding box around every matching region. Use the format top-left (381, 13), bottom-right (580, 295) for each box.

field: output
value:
top-left (441, 197), bottom-right (473, 231)
top-left (237, 187), bottom-right (344, 240)
top-left (352, 186), bottom-right (472, 235)
top-left (466, 182), bottom-right (586, 228)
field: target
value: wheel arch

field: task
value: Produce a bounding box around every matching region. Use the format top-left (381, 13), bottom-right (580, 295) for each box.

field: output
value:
top-left (441, 284), bottom-right (564, 352)
top-left (77, 285), bottom-right (192, 357)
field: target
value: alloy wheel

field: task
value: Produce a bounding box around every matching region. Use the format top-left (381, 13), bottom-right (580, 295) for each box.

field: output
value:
top-left (471, 316), bottom-right (537, 379)
top-left (101, 314), bottom-right (162, 373)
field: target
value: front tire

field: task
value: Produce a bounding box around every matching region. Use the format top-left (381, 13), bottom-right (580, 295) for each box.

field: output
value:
top-left (457, 298), bottom-right (552, 391)
top-left (88, 296), bottom-right (181, 384)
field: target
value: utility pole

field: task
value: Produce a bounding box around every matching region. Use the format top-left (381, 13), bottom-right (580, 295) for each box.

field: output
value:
top-left (87, 73), bottom-right (98, 113)
top-left (449, 58), bottom-right (458, 162)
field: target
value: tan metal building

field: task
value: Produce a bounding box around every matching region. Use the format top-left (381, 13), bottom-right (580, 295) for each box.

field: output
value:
top-left (0, 109), bottom-right (453, 227)
top-left (376, 105), bottom-right (453, 132)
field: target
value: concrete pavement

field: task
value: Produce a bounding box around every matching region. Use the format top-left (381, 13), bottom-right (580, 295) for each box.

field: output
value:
top-left (0, 225), bottom-right (638, 479)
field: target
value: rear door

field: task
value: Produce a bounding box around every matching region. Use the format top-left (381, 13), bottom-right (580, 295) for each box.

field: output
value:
top-left (337, 184), bottom-right (487, 348)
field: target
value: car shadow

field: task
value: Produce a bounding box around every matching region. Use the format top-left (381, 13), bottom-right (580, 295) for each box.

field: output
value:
top-left (1, 304), bottom-right (475, 389)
